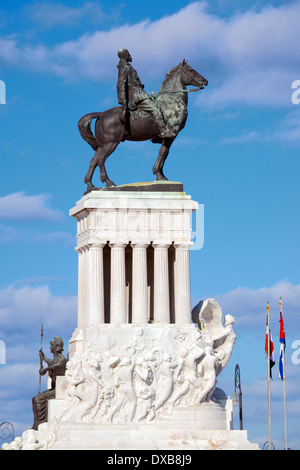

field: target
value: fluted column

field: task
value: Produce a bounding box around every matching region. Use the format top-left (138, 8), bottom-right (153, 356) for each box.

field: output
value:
top-left (77, 246), bottom-right (89, 328)
top-left (110, 242), bottom-right (127, 323)
top-left (174, 243), bottom-right (192, 324)
top-left (153, 243), bottom-right (170, 323)
top-left (132, 243), bottom-right (148, 323)
top-left (88, 243), bottom-right (105, 324)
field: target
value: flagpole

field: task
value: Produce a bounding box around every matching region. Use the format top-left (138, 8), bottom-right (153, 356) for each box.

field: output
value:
top-left (279, 297), bottom-right (288, 450)
top-left (266, 301), bottom-right (272, 450)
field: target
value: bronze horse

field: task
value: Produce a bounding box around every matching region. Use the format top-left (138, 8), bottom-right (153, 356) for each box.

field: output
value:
top-left (78, 60), bottom-right (208, 189)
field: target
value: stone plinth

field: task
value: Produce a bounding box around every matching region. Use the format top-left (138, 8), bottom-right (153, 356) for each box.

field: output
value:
top-left (45, 385), bottom-right (258, 450)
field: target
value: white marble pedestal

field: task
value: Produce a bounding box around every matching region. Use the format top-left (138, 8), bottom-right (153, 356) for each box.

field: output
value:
top-left (4, 183), bottom-right (259, 451)
top-left (44, 321), bottom-right (258, 450)
top-left (68, 184), bottom-right (197, 347)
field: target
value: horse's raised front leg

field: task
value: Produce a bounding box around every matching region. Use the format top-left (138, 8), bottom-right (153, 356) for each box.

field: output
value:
top-left (152, 138), bottom-right (175, 181)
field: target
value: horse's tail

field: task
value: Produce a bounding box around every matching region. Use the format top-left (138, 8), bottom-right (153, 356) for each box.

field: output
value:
top-left (78, 112), bottom-right (102, 151)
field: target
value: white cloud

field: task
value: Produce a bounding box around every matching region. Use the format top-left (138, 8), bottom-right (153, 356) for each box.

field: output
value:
top-left (0, 2), bottom-right (299, 107)
top-left (24, 2), bottom-right (105, 30)
top-left (214, 280), bottom-right (300, 334)
top-left (222, 130), bottom-right (262, 144)
top-left (0, 223), bottom-right (74, 245)
top-left (221, 109), bottom-right (300, 145)
top-left (0, 284), bottom-right (77, 336)
top-left (31, 230), bottom-right (74, 245)
top-left (0, 363), bottom-right (37, 394)
top-left (0, 192), bottom-right (73, 243)
top-left (0, 223), bottom-right (22, 243)
top-left (274, 109), bottom-right (300, 144)
top-left (0, 192), bottom-right (64, 221)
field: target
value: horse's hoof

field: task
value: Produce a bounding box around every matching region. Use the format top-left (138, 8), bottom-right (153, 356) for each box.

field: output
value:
top-left (106, 180), bottom-right (116, 188)
top-left (84, 177), bottom-right (95, 188)
top-left (156, 175), bottom-right (168, 181)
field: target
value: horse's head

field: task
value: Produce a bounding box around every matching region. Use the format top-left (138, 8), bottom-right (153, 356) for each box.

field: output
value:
top-left (181, 59), bottom-right (208, 90)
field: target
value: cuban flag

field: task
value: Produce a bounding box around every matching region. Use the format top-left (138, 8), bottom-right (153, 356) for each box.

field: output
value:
top-left (265, 327), bottom-right (275, 378)
top-left (279, 309), bottom-right (286, 380)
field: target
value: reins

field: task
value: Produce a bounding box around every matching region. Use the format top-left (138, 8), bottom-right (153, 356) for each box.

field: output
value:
top-left (151, 87), bottom-right (202, 97)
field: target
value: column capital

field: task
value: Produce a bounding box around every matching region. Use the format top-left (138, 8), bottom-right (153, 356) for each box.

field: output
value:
top-left (109, 241), bottom-right (129, 248)
top-left (88, 242), bottom-right (107, 249)
top-left (131, 242), bottom-right (149, 248)
top-left (173, 242), bottom-right (193, 249)
top-left (152, 241), bottom-right (171, 249)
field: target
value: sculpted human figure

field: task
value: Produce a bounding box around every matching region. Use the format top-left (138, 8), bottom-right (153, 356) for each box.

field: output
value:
top-left (102, 351), bottom-right (120, 387)
top-left (212, 314), bottom-right (236, 375)
top-left (70, 359), bottom-right (85, 395)
top-left (109, 356), bottom-right (136, 423)
top-left (171, 348), bottom-right (190, 407)
top-left (192, 300), bottom-right (236, 376)
top-left (134, 357), bottom-right (155, 422)
top-left (192, 345), bottom-right (218, 404)
top-left (155, 353), bottom-right (178, 412)
top-left (76, 355), bottom-right (108, 422)
top-left (117, 48), bottom-right (173, 138)
top-left (186, 344), bottom-right (204, 382)
top-left (57, 357), bottom-right (81, 421)
top-left (20, 429), bottom-right (48, 451)
top-left (68, 358), bottom-right (88, 413)
top-left (31, 337), bottom-right (67, 430)
top-left (132, 327), bottom-right (146, 354)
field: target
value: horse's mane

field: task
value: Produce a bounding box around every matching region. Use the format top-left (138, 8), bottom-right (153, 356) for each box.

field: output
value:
top-left (159, 62), bottom-right (185, 90)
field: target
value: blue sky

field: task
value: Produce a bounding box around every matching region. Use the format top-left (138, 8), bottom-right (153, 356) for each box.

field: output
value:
top-left (0, 0), bottom-right (300, 450)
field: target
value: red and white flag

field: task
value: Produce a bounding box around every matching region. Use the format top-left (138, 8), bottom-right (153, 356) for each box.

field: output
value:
top-left (265, 327), bottom-right (275, 378)
top-left (279, 299), bottom-right (286, 380)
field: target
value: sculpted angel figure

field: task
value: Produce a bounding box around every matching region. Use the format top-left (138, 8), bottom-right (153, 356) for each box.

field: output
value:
top-left (192, 299), bottom-right (236, 376)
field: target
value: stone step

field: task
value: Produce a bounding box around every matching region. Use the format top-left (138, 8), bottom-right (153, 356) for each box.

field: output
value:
top-left (51, 425), bottom-right (259, 450)
top-left (160, 404), bottom-right (227, 420)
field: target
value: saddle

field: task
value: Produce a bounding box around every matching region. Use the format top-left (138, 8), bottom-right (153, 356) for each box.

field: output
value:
top-left (118, 105), bottom-right (150, 124)
top-left (118, 106), bottom-right (164, 144)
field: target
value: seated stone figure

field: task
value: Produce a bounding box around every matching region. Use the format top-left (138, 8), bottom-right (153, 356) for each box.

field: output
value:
top-left (32, 337), bottom-right (67, 430)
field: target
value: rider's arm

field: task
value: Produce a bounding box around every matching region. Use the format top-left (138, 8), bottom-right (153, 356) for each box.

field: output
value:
top-left (117, 62), bottom-right (128, 105)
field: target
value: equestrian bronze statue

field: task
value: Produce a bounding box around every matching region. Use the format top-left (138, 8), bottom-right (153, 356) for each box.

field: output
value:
top-left (78, 49), bottom-right (208, 189)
